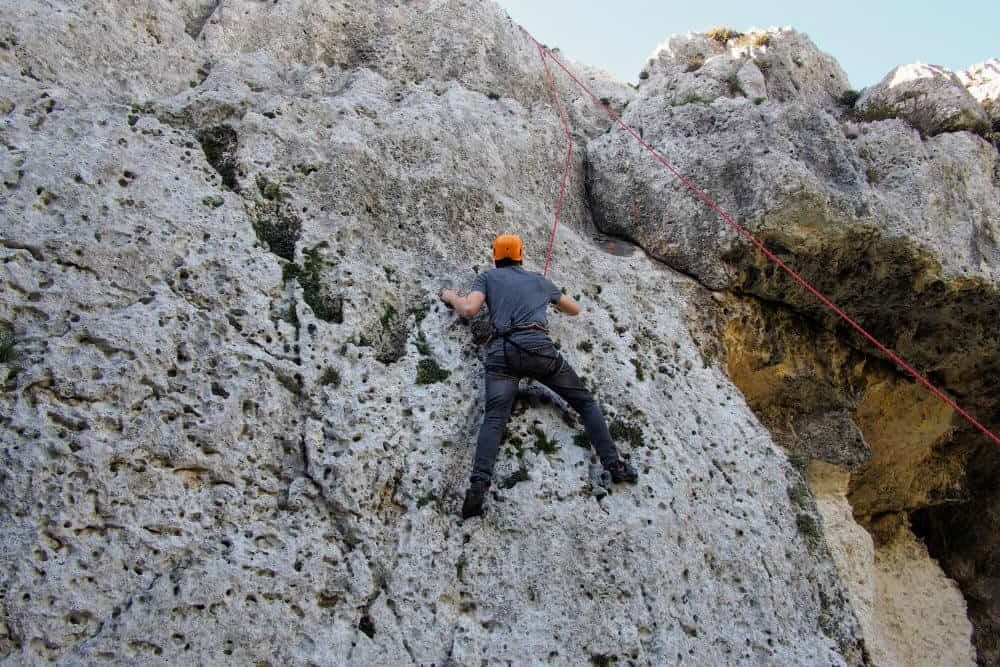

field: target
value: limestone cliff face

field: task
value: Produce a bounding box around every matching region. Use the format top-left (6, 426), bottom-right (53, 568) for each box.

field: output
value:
top-left (0, 3), bottom-right (995, 667)
top-left (586, 25), bottom-right (999, 667)
top-left (0, 3), bottom-right (862, 665)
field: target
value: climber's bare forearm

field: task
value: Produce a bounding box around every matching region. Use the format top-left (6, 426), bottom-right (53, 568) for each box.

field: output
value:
top-left (440, 289), bottom-right (485, 318)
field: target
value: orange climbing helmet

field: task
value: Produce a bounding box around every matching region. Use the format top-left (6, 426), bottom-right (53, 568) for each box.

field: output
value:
top-left (492, 234), bottom-right (524, 262)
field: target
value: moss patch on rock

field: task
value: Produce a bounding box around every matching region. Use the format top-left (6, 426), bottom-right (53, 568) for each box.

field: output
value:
top-left (319, 367), bottom-right (341, 388)
top-left (250, 177), bottom-right (302, 262)
top-left (415, 358), bottom-right (449, 384)
top-left (532, 425), bottom-right (560, 455)
top-left (297, 245), bottom-right (343, 323)
top-left (373, 302), bottom-right (410, 364)
top-left (609, 418), bottom-right (645, 449)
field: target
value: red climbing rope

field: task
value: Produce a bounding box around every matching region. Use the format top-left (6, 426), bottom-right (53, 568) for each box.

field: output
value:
top-left (521, 28), bottom-right (1000, 448)
top-left (535, 42), bottom-right (574, 277)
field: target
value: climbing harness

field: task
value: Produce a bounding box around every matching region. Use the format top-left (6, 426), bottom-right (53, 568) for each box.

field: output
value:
top-left (486, 294), bottom-right (561, 374)
top-left (522, 25), bottom-right (1000, 447)
top-left (488, 330), bottom-right (562, 377)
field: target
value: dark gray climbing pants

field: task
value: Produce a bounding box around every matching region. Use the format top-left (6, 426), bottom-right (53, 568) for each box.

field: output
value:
top-left (471, 332), bottom-right (620, 484)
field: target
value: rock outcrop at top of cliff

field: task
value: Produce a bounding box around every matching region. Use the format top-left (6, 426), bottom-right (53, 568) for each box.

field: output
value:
top-left (1, 3), bottom-right (998, 666)
top-left (960, 59), bottom-right (1000, 125)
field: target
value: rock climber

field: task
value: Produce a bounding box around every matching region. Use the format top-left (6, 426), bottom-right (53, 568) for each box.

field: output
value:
top-left (439, 233), bottom-right (638, 519)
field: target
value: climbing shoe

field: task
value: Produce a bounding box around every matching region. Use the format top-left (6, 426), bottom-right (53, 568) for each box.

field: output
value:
top-left (462, 480), bottom-right (489, 519)
top-left (607, 459), bottom-right (638, 484)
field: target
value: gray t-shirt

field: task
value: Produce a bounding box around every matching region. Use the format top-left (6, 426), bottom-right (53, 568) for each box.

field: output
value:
top-left (471, 266), bottom-right (561, 335)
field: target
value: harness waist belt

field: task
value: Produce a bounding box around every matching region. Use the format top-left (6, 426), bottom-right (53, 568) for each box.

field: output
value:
top-left (495, 322), bottom-right (549, 337)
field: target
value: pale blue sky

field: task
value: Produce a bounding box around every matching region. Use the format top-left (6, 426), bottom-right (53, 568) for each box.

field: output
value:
top-left (495, 0), bottom-right (998, 89)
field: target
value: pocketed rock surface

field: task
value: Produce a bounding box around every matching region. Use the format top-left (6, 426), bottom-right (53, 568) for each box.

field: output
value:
top-left (0, 2), bottom-right (996, 666)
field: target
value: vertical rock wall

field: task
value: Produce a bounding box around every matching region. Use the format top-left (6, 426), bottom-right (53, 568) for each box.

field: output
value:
top-left (0, 3), bottom-right (868, 666)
